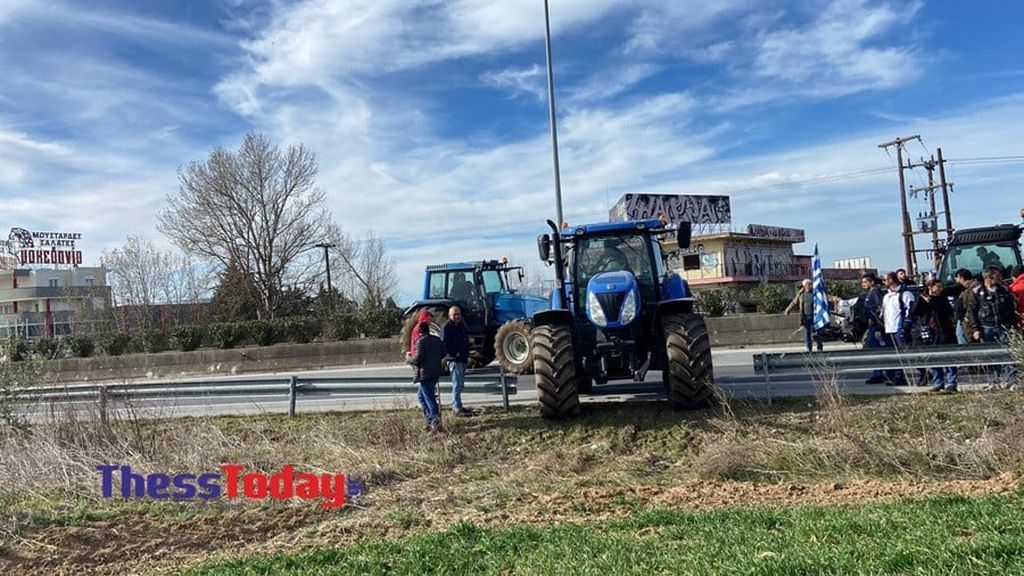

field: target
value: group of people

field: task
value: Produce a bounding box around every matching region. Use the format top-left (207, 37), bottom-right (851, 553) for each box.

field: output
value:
top-left (856, 265), bottom-right (1024, 391)
top-left (405, 305), bottom-right (475, 432)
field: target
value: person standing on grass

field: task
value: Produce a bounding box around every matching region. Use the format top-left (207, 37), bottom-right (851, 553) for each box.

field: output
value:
top-left (406, 319), bottom-right (444, 432)
top-left (968, 266), bottom-right (1015, 344)
top-left (785, 279), bottom-right (822, 352)
top-left (442, 305), bottom-right (473, 417)
top-left (912, 280), bottom-right (959, 393)
top-left (881, 271), bottom-right (914, 386)
top-left (954, 269), bottom-right (980, 344)
top-left (861, 273), bottom-right (888, 384)
top-left (1008, 264), bottom-right (1024, 329)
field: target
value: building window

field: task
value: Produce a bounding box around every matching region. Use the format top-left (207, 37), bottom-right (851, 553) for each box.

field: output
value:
top-left (49, 278), bottom-right (59, 287)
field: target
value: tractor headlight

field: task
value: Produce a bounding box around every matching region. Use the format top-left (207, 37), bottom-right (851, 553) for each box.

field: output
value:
top-left (588, 292), bottom-right (608, 327)
top-left (619, 290), bottom-right (637, 325)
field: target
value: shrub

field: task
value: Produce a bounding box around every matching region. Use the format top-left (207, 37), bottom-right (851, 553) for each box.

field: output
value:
top-left (825, 279), bottom-right (861, 300)
top-left (283, 318), bottom-right (321, 344)
top-left (34, 337), bottom-right (63, 360)
top-left (694, 289), bottom-right (733, 317)
top-left (360, 307), bottom-right (405, 338)
top-left (1, 337), bottom-right (32, 362)
top-left (64, 335), bottom-right (95, 358)
top-left (755, 283), bottom-right (790, 314)
top-left (325, 315), bottom-right (360, 341)
top-left (99, 332), bottom-right (132, 356)
top-left (248, 320), bottom-right (283, 347)
top-left (171, 326), bottom-right (204, 352)
top-left (209, 322), bottom-right (249, 349)
top-left (139, 329), bottom-right (170, 353)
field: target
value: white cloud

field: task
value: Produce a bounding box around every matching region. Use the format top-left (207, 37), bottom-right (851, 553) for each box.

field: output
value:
top-left (481, 65), bottom-right (546, 101)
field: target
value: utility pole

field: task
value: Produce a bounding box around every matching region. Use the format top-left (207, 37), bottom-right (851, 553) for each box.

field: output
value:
top-left (542, 0), bottom-right (564, 227)
top-left (878, 135), bottom-right (920, 277)
top-left (314, 242), bottom-right (335, 312)
top-left (937, 147), bottom-right (954, 241)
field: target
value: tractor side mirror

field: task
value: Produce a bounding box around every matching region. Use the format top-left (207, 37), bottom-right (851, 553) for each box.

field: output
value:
top-left (676, 222), bottom-right (692, 250)
top-left (537, 234), bottom-right (551, 262)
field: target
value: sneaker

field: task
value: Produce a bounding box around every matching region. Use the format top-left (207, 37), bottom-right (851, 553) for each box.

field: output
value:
top-left (453, 409), bottom-right (474, 417)
top-left (928, 385), bottom-right (945, 393)
top-left (886, 378), bottom-right (909, 387)
top-left (940, 387), bottom-right (958, 394)
top-left (865, 376), bottom-right (885, 385)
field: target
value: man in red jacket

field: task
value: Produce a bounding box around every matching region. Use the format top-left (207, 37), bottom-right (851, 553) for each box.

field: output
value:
top-left (1009, 265), bottom-right (1024, 329)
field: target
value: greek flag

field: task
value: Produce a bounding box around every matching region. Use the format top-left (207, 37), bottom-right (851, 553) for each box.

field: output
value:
top-left (812, 243), bottom-right (830, 330)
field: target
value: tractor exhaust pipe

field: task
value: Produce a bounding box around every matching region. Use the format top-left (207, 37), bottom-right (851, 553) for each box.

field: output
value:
top-left (547, 219), bottom-right (568, 310)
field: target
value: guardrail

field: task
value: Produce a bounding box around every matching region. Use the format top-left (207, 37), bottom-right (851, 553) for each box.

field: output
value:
top-left (752, 344), bottom-right (1016, 405)
top-left (14, 368), bottom-right (518, 421)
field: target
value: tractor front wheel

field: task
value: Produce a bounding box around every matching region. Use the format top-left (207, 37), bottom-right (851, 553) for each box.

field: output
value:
top-left (663, 313), bottom-right (715, 410)
top-left (494, 319), bottom-right (534, 374)
top-left (532, 324), bottom-right (581, 419)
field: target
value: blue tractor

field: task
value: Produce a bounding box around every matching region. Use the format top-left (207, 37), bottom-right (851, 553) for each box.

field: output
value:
top-left (531, 218), bottom-right (715, 418)
top-left (401, 260), bottom-right (549, 373)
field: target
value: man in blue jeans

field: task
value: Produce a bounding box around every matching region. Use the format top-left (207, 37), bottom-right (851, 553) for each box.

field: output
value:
top-left (406, 319), bottom-right (445, 432)
top-left (442, 305), bottom-right (473, 417)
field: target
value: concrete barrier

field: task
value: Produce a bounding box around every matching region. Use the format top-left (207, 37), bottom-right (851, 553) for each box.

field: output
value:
top-left (706, 314), bottom-right (803, 347)
top-left (37, 314), bottom-right (801, 382)
top-left (42, 338), bottom-right (404, 383)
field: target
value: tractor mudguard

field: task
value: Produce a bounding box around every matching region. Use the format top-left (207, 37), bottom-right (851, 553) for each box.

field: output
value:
top-left (532, 309), bottom-right (575, 328)
top-left (656, 298), bottom-right (696, 320)
top-left (403, 299), bottom-right (454, 317)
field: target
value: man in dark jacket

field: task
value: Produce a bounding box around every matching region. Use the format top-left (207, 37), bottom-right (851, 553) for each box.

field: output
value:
top-left (407, 320), bottom-right (444, 431)
top-left (860, 272), bottom-right (887, 384)
top-left (969, 266), bottom-right (1015, 344)
top-left (912, 280), bottom-right (959, 392)
top-left (442, 305), bottom-right (473, 416)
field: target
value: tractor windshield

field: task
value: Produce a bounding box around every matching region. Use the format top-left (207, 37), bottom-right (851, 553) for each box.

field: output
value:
top-left (575, 234), bottom-right (656, 303)
top-left (938, 242), bottom-right (1021, 284)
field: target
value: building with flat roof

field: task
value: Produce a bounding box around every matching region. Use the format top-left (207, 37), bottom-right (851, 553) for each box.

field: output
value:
top-left (0, 267), bottom-right (112, 339)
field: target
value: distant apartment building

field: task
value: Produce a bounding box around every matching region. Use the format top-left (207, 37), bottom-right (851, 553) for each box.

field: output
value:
top-left (0, 267), bottom-right (112, 339)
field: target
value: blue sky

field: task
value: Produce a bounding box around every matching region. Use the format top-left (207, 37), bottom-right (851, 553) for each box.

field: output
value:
top-left (2, 0), bottom-right (1024, 304)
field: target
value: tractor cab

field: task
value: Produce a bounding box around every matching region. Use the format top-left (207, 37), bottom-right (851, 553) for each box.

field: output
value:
top-left (936, 224), bottom-right (1023, 292)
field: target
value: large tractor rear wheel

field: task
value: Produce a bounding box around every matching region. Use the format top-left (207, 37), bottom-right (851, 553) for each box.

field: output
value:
top-left (663, 313), bottom-right (715, 410)
top-left (532, 324), bottom-right (581, 419)
top-left (495, 319), bottom-right (534, 374)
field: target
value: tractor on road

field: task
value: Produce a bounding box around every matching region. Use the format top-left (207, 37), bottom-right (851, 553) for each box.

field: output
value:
top-left (530, 218), bottom-right (715, 418)
top-left (935, 221), bottom-right (1023, 295)
top-left (400, 260), bottom-right (548, 373)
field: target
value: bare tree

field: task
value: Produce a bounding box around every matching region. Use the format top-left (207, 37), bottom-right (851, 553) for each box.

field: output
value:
top-left (101, 236), bottom-right (209, 330)
top-left (158, 132), bottom-right (330, 319)
top-left (331, 228), bottom-right (398, 310)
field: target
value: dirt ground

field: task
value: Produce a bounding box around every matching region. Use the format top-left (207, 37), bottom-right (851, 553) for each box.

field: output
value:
top-left (2, 473), bottom-right (1020, 575)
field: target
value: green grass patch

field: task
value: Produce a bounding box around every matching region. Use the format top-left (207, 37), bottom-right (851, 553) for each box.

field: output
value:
top-left (184, 489), bottom-right (1024, 575)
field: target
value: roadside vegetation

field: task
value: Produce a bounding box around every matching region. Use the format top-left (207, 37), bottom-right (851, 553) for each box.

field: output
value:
top-left (1, 378), bottom-right (1023, 573)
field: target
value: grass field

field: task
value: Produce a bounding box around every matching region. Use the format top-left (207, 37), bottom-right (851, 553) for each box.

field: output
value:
top-left (2, 380), bottom-right (1023, 574)
top-left (186, 490), bottom-right (1024, 575)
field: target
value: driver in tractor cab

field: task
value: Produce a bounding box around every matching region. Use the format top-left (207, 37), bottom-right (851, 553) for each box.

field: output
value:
top-left (449, 271), bottom-right (475, 303)
top-left (595, 239), bottom-right (631, 274)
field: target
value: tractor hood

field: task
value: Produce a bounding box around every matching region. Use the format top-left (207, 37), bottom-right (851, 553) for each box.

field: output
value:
top-left (586, 271), bottom-right (641, 328)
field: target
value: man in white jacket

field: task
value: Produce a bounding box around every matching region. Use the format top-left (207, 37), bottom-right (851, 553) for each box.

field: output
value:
top-left (881, 271), bottom-right (915, 386)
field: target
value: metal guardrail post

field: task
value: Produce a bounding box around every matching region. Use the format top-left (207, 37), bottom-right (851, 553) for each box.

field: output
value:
top-left (500, 364), bottom-right (509, 411)
top-left (761, 352), bottom-right (772, 406)
top-left (98, 385), bottom-right (108, 428)
top-left (288, 376), bottom-right (297, 419)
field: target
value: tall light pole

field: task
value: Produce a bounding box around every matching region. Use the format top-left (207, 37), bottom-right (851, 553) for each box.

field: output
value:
top-left (543, 0), bottom-right (564, 227)
top-left (314, 242), bottom-right (336, 311)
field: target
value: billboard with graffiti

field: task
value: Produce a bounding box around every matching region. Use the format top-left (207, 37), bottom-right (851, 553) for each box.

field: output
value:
top-left (609, 194), bottom-right (731, 225)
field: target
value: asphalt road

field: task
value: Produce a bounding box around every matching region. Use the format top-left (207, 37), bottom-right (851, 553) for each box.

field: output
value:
top-left (17, 341), bottom-right (992, 422)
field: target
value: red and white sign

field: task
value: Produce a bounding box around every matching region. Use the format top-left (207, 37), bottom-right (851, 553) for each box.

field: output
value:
top-left (1, 227), bottom-right (85, 269)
